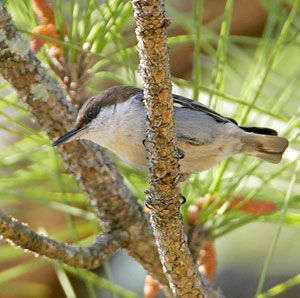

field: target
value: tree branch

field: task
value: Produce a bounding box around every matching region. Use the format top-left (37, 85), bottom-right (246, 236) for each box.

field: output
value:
top-left (0, 3), bottom-right (172, 295)
top-left (0, 4), bottom-right (224, 297)
top-left (131, 1), bottom-right (209, 296)
top-left (0, 209), bottom-right (119, 268)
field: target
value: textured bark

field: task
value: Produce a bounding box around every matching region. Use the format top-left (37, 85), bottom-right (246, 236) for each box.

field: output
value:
top-left (0, 209), bottom-right (119, 268)
top-left (0, 3), bottom-right (171, 294)
top-left (131, 1), bottom-right (207, 297)
top-left (0, 3), bottom-right (224, 297)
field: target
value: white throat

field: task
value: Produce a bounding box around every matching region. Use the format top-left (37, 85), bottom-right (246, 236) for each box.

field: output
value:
top-left (81, 97), bottom-right (148, 169)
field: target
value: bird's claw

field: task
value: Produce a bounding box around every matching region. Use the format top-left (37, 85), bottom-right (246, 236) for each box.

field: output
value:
top-left (175, 147), bottom-right (185, 159)
top-left (142, 138), bottom-right (147, 147)
top-left (180, 194), bottom-right (187, 205)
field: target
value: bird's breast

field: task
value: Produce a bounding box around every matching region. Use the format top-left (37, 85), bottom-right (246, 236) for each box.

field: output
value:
top-left (102, 130), bottom-right (148, 170)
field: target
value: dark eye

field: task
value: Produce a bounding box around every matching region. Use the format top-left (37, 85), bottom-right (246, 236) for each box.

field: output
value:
top-left (86, 109), bottom-right (97, 120)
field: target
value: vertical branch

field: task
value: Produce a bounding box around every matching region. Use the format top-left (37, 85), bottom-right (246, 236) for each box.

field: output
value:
top-left (131, 1), bottom-right (206, 296)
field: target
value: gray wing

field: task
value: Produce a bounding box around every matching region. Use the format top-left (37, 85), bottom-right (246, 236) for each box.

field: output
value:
top-left (134, 90), bottom-right (234, 124)
top-left (135, 90), bottom-right (237, 124)
top-left (172, 94), bottom-right (232, 124)
top-left (172, 94), bottom-right (239, 146)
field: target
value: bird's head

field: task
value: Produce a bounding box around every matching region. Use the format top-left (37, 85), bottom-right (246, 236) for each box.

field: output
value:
top-left (52, 86), bottom-right (142, 146)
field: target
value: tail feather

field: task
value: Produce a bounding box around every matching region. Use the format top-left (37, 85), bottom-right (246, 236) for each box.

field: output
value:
top-left (242, 133), bottom-right (289, 164)
top-left (240, 126), bottom-right (278, 136)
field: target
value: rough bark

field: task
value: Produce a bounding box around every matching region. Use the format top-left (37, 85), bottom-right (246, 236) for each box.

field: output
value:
top-left (0, 3), bottom-right (171, 295)
top-left (0, 3), bottom-right (224, 297)
top-left (0, 209), bottom-right (119, 268)
top-left (131, 0), bottom-right (207, 296)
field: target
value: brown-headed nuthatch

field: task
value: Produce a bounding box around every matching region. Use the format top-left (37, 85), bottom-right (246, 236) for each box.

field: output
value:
top-left (53, 86), bottom-right (289, 176)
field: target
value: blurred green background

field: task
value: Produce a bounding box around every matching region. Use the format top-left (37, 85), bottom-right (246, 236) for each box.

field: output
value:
top-left (0, 0), bottom-right (300, 297)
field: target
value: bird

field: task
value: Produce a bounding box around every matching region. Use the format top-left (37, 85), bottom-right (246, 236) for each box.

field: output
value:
top-left (53, 86), bottom-right (289, 176)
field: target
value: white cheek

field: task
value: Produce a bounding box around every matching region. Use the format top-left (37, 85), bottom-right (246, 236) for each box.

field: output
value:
top-left (90, 107), bottom-right (114, 130)
top-left (80, 106), bottom-right (121, 147)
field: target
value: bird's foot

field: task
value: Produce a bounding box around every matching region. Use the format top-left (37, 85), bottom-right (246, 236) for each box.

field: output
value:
top-left (142, 138), bottom-right (147, 148)
top-left (175, 147), bottom-right (185, 159)
top-left (144, 189), bottom-right (153, 211)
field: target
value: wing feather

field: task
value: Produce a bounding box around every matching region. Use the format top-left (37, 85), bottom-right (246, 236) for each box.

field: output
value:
top-left (172, 94), bottom-right (230, 123)
top-left (135, 90), bottom-right (234, 124)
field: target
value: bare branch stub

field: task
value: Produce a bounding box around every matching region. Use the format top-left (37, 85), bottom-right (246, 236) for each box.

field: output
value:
top-left (131, 1), bottom-right (207, 297)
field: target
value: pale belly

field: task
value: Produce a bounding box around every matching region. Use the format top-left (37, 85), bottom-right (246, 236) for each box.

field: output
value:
top-left (107, 137), bottom-right (242, 174)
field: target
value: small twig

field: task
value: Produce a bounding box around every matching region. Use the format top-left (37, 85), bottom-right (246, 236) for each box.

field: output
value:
top-left (0, 208), bottom-right (119, 268)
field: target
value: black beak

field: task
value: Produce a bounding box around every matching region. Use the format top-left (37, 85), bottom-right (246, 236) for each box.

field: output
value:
top-left (52, 128), bottom-right (82, 146)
